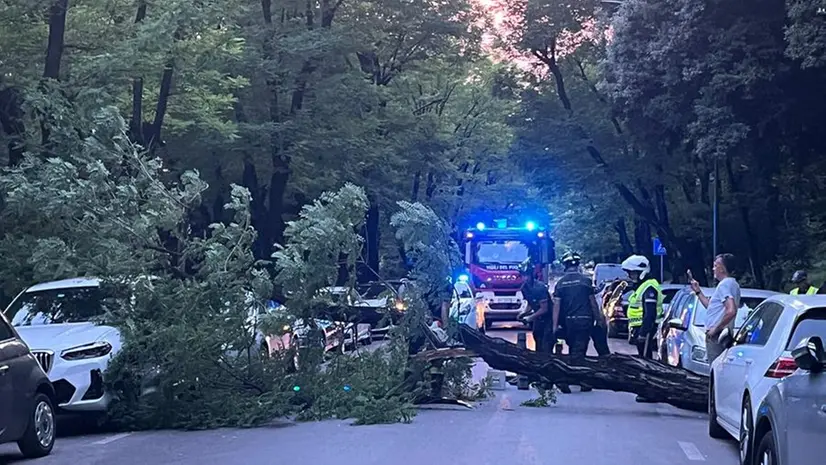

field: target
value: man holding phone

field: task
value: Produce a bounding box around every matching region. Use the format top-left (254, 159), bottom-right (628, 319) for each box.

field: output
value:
top-left (689, 253), bottom-right (741, 365)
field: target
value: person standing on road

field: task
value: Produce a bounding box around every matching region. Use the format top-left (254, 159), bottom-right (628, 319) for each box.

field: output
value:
top-left (551, 251), bottom-right (604, 393)
top-left (623, 255), bottom-right (664, 360)
top-left (518, 259), bottom-right (572, 394)
top-left (689, 253), bottom-right (741, 366)
top-left (790, 270), bottom-right (819, 295)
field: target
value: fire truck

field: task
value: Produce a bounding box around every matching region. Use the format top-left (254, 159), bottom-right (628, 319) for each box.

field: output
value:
top-left (459, 218), bottom-right (555, 330)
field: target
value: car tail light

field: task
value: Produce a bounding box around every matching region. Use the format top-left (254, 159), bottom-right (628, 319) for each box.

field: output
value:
top-left (764, 356), bottom-right (796, 378)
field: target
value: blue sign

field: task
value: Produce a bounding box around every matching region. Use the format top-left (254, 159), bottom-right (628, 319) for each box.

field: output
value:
top-left (652, 238), bottom-right (667, 256)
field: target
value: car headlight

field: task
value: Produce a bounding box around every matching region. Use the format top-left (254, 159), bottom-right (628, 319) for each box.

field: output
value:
top-left (690, 345), bottom-right (707, 363)
top-left (394, 299), bottom-right (407, 311)
top-left (61, 341), bottom-right (113, 360)
top-left (282, 324), bottom-right (291, 332)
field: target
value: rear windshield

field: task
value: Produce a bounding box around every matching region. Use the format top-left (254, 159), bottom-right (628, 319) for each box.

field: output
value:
top-left (662, 288), bottom-right (679, 304)
top-left (786, 308), bottom-right (826, 351)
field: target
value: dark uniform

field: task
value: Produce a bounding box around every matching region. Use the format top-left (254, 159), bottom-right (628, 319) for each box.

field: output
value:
top-left (628, 282), bottom-right (660, 358)
top-left (552, 271), bottom-right (597, 360)
top-left (521, 280), bottom-right (552, 353)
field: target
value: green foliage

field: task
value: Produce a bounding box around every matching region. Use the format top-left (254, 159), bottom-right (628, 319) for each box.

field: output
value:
top-left (520, 383), bottom-right (558, 407)
top-left (292, 339), bottom-right (418, 425)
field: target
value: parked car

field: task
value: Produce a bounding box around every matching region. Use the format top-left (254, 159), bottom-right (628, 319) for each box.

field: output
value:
top-left (657, 287), bottom-right (779, 375)
top-left (5, 277), bottom-right (312, 414)
top-left (5, 278), bottom-right (121, 413)
top-left (449, 279), bottom-right (485, 332)
top-left (753, 334), bottom-right (826, 465)
top-left (0, 309), bottom-right (57, 458)
top-left (707, 295), bottom-right (826, 465)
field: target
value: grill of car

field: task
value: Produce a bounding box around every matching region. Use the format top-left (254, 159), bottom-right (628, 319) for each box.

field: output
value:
top-left (32, 350), bottom-right (54, 374)
top-left (488, 302), bottom-right (521, 310)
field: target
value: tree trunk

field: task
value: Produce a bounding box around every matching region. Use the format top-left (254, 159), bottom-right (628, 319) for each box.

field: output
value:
top-left (0, 87), bottom-right (26, 166)
top-left (457, 325), bottom-right (708, 412)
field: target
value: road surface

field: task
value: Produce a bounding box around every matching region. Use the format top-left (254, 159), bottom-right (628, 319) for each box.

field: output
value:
top-left (1, 323), bottom-right (738, 464)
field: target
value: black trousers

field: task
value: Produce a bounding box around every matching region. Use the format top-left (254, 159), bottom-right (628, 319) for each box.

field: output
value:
top-left (590, 322), bottom-right (611, 356)
top-left (532, 320), bottom-right (554, 353)
top-left (631, 327), bottom-right (656, 359)
top-left (566, 318), bottom-right (594, 361)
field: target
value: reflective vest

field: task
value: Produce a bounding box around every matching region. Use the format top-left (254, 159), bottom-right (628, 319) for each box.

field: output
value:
top-left (791, 286), bottom-right (819, 295)
top-left (627, 279), bottom-right (664, 328)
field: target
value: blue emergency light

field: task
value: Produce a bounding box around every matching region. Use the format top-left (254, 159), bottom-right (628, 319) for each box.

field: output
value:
top-left (476, 222), bottom-right (486, 230)
top-left (457, 274), bottom-right (469, 283)
top-left (525, 221), bottom-right (536, 231)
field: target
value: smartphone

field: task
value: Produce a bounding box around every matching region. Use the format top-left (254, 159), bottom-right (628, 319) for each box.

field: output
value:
top-left (687, 270), bottom-right (694, 282)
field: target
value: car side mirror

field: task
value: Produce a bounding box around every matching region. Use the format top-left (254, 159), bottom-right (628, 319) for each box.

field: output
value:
top-left (666, 318), bottom-right (687, 331)
top-left (718, 327), bottom-right (733, 348)
top-left (792, 336), bottom-right (825, 372)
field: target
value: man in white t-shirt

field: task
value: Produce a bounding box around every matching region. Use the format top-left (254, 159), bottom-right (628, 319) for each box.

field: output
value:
top-left (689, 253), bottom-right (741, 364)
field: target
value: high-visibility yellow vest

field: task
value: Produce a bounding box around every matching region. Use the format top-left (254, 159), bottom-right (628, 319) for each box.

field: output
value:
top-left (627, 279), bottom-right (664, 328)
top-left (791, 286), bottom-right (819, 295)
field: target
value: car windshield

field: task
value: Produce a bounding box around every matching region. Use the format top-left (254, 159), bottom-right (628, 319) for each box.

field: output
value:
top-left (692, 296), bottom-right (768, 327)
top-left (475, 241), bottom-right (529, 265)
top-left (6, 287), bottom-right (104, 326)
top-left (594, 266), bottom-right (628, 287)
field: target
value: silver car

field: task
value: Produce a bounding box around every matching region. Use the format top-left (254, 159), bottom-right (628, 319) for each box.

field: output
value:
top-left (656, 286), bottom-right (779, 375)
top-left (754, 330), bottom-right (826, 465)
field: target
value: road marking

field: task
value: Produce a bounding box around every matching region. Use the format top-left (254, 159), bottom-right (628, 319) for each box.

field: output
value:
top-left (92, 433), bottom-right (132, 445)
top-left (678, 441), bottom-right (706, 461)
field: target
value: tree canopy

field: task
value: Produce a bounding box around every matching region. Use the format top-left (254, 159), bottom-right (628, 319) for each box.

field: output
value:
top-left (2, 0), bottom-right (826, 428)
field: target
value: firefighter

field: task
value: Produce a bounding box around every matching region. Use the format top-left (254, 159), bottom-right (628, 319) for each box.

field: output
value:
top-left (518, 259), bottom-right (572, 394)
top-left (790, 270), bottom-right (819, 295)
top-left (622, 254), bottom-right (664, 402)
top-left (551, 251), bottom-right (604, 392)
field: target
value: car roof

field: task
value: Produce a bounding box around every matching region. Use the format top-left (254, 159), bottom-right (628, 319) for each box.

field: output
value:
top-left (764, 294), bottom-right (826, 315)
top-left (671, 286), bottom-right (779, 298)
top-left (25, 277), bottom-right (101, 292)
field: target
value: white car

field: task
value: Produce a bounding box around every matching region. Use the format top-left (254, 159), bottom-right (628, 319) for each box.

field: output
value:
top-left (708, 295), bottom-right (826, 465)
top-left (449, 280), bottom-right (485, 331)
top-left (5, 278), bottom-right (120, 413)
top-left (6, 278), bottom-right (295, 413)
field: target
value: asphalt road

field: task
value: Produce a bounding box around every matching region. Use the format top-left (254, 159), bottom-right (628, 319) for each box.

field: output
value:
top-left (1, 323), bottom-right (738, 464)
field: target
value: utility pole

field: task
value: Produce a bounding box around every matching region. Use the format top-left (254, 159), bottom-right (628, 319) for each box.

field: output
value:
top-left (712, 156), bottom-right (719, 258)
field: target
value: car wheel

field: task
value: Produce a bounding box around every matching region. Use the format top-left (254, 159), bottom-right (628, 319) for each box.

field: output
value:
top-left (708, 376), bottom-right (728, 439)
top-left (754, 428), bottom-right (777, 465)
top-left (17, 393), bottom-right (56, 458)
top-left (740, 397), bottom-right (754, 465)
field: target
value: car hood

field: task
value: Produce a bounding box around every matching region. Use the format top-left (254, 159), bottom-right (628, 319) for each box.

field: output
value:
top-left (15, 322), bottom-right (120, 352)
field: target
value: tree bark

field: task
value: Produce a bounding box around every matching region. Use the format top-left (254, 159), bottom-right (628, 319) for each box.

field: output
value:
top-left (457, 325), bottom-right (709, 412)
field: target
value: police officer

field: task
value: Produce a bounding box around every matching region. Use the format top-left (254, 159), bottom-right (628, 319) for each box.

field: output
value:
top-left (518, 259), bottom-right (572, 394)
top-left (622, 254), bottom-right (663, 402)
top-left (552, 251), bottom-right (604, 392)
top-left (790, 270), bottom-right (819, 295)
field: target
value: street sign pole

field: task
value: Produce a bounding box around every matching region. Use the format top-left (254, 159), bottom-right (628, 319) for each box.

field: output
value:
top-left (660, 255), bottom-right (664, 282)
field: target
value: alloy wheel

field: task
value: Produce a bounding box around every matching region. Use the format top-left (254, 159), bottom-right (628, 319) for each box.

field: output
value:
top-left (758, 451), bottom-right (772, 465)
top-left (34, 400), bottom-right (55, 448)
top-left (740, 402), bottom-right (752, 465)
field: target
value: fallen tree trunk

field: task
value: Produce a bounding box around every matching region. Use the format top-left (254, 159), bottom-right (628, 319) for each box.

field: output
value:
top-left (457, 325), bottom-right (709, 412)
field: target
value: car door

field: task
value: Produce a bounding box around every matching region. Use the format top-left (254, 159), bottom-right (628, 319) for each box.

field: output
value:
top-left (718, 302), bottom-right (784, 425)
top-left (783, 314), bottom-right (826, 465)
top-left (658, 292), bottom-right (687, 359)
top-left (0, 315), bottom-right (30, 442)
top-left (663, 293), bottom-right (692, 365)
